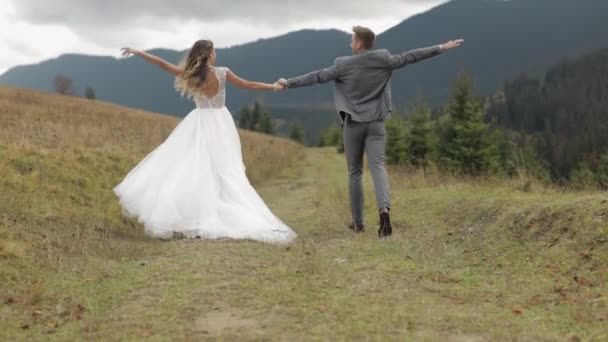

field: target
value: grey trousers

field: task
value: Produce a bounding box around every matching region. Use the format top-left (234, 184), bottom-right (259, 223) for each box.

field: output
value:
top-left (343, 117), bottom-right (391, 226)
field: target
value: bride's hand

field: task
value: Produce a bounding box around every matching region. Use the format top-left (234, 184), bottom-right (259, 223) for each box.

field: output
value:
top-left (120, 47), bottom-right (138, 58)
top-left (273, 81), bottom-right (286, 92)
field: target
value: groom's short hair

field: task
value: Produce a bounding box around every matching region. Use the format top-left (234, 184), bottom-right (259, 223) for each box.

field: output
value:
top-left (352, 26), bottom-right (376, 50)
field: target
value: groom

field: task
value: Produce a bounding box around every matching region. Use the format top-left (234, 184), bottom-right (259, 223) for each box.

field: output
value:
top-left (278, 26), bottom-right (463, 238)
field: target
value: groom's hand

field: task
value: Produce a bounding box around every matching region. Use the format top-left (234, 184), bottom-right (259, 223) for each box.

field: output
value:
top-left (440, 39), bottom-right (464, 51)
top-left (273, 82), bottom-right (286, 91)
top-left (278, 78), bottom-right (288, 88)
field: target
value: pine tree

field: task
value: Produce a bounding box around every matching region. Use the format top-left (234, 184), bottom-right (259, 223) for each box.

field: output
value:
top-left (238, 106), bottom-right (251, 129)
top-left (319, 125), bottom-right (341, 147)
top-left (84, 86), bottom-right (96, 100)
top-left (289, 122), bottom-right (306, 144)
top-left (385, 118), bottom-right (408, 165)
top-left (437, 74), bottom-right (500, 175)
top-left (595, 153), bottom-right (608, 188)
top-left (259, 112), bottom-right (275, 135)
top-left (407, 103), bottom-right (432, 174)
top-left (238, 101), bottom-right (274, 135)
top-left (250, 101), bottom-right (262, 131)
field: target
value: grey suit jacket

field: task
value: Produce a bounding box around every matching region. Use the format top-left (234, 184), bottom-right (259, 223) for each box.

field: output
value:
top-left (286, 46), bottom-right (442, 123)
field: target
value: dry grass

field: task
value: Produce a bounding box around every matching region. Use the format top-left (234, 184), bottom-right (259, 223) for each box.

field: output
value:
top-left (0, 86), bottom-right (303, 184)
top-left (0, 86), bottom-right (303, 339)
top-left (0, 86), bottom-right (176, 154)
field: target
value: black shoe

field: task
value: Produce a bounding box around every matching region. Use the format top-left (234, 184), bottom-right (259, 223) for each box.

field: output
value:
top-left (378, 212), bottom-right (392, 238)
top-left (347, 222), bottom-right (365, 233)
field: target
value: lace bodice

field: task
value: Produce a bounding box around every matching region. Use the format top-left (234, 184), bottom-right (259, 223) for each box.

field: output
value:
top-left (193, 67), bottom-right (229, 109)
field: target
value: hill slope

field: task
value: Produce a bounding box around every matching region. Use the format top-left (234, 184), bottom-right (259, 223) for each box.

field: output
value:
top-left (1, 86), bottom-right (607, 340)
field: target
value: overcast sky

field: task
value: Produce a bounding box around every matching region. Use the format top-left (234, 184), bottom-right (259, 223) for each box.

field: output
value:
top-left (0, 0), bottom-right (447, 74)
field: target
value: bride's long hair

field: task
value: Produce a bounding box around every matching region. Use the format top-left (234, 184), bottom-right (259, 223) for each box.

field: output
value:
top-left (174, 39), bottom-right (215, 98)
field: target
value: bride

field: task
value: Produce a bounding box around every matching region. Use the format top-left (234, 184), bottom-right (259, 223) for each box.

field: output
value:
top-left (114, 40), bottom-right (297, 244)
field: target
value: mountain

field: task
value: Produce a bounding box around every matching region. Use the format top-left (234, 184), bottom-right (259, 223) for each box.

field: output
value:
top-left (2, 0), bottom-right (608, 139)
top-left (0, 30), bottom-right (350, 118)
top-left (378, 0), bottom-right (608, 102)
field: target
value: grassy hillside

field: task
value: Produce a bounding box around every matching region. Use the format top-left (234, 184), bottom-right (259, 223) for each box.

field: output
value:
top-left (1, 86), bottom-right (607, 340)
top-left (0, 86), bottom-right (303, 338)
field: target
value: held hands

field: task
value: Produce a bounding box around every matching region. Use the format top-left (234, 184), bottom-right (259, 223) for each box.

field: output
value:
top-left (273, 78), bottom-right (289, 92)
top-left (440, 39), bottom-right (464, 51)
top-left (272, 82), bottom-right (285, 92)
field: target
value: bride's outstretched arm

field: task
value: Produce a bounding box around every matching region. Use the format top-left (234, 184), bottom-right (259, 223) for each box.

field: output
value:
top-left (120, 48), bottom-right (183, 76)
top-left (226, 69), bottom-right (283, 91)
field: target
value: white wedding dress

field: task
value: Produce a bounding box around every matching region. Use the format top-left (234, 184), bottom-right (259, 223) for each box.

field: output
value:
top-left (113, 67), bottom-right (297, 243)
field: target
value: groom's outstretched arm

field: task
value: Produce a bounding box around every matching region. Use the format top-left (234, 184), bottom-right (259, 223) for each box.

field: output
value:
top-left (285, 64), bottom-right (338, 89)
top-left (388, 39), bottom-right (464, 70)
top-left (388, 45), bottom-right (443, 70)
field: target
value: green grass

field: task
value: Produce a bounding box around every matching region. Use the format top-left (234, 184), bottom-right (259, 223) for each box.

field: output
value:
top-left (3, 147), bottom-right (607, 341)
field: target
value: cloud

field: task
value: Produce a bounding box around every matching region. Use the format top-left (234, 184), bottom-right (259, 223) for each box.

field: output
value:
top-left (0, 0), bottom-right (446, 73)
top-left (12, 1), bottom-right (442, 28)
top-left (9, 0), bottom-right (446, 48)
